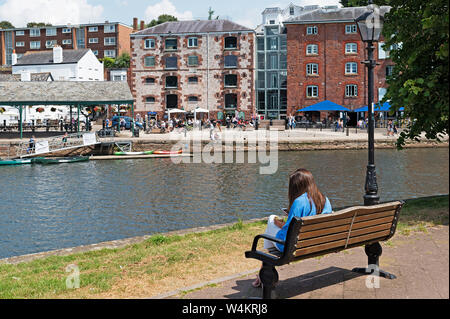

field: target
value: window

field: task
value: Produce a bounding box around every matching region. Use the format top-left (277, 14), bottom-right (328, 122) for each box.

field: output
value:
top-left (46, 28), bottom-right (57, 36)
top-left (92, 50), bottom-right (99, 56)
top-left (345, 43), bottom-right (358, 54)
top-left (188, 37), bottom-right (198, 48)
top-left (145, 39), bottom-right (155, 49)
top-left (225, 37), bottom-right (237, 50)
top-left (88, 26), bottom-right (98, 32)
top-left (187, 55), bottom-right (199, 67)
top-left (188, 76), bottom-right (198, 84)
top-left (30, 41), bottom-right (41, 49)
top-left (104, 25), bottom-right (116, 33)
top-left (306, 63), bottom-right (319, 75)
top-left (104, 37), bottom-right (116, 46)
top-left (224, 74), bottom-right (238, 87)
top-left (89, 38), bottom-right (99, 44)
top-left (267, 72), bottom-right (278, 88)
top-left (165, 56), bottom-right (178, 69)
top-left (257, 37), bottom-right (264, 51)
top-left (104, 50), bottom-right (116, 58)
top-left (16, 30), bottom-right (25, 36)
top-left (345, 84), bottom-right (358, 97)
top-left (145, 97), bottom-right (155, 103)
top-left (165, 38), bottom-right (177, 51)
top-left (345, 24), bottom-right (357, 34)
top-left (290, 7), bottom-right (295, 15)
top-left (188, 96), bottom-right (198, 103)
top-left (267, 53), bottom-right (278, 70)
top-left (267, 37), bottom-right (278, 50)
top-left (144, 56), bottom-right (155, 67)
top-left (269, 20), bottom-right (275, 25)
top-left (306, 26), bottom-right (318, 35)
top-left (225, 55), bottom-right (238, 68)
top-left (306, 44), bottom-right (318, 55)
top-left (386, 65), bottom-right (394, 77)
top-left (45, 40), bottom-right (57, 48)
top-left (62, 39), bottom-right (72, 45)
top-left (225, 94), bottom-right (237, 109)
top-left (145, 77), bottom-right (155, 84)
top-left (306, 85), bottom-right (319, 98)
top-left (345, 62), bottom-right (358, 74)
top-left (30, 29), bottom-right (40, 37)
top-left (15, 42), bottom-right (25, 47)
top-left (62, 28), bottom-right (72, 34)
top-left (165, 76), bottom-right (178, 88)
top-left (280, 53), bottom-right (287, 69)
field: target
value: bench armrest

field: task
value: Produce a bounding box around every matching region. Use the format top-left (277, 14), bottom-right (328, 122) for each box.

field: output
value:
top-left (251, 234), bottom-right (285, 252)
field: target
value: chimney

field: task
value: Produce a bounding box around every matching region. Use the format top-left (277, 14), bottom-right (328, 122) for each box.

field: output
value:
top-left (53, 45), bottom-right (63, 64)
top-left (11, 50), bottom-right (18, 66)
top-left (21, 70), bottom-right (31, 82)
top-left (133, 17), bottom-right (138, 31)
top-left (140, 20), bottom-right (145, 30)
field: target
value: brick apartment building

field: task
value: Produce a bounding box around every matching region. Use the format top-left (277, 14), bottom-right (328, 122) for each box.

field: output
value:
top-left (0, 22), bottom-right (133, 66)
top-left (130, 19), bottom-right (256, 119)
top-left (284, 6), bottom-right (393, 123)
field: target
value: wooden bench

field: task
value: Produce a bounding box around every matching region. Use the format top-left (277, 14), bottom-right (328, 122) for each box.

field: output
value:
top-left (245, 201), bottom-right (404, 299)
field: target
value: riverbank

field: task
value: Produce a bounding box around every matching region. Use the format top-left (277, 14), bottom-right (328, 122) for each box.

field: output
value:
top-left (0, 195), bottom-right (447, 299)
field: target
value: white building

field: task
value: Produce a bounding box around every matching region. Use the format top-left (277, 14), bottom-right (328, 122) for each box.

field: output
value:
top-left (12, 47), bottom-right (104, 81)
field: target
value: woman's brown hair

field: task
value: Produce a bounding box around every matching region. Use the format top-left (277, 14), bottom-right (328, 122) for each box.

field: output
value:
top-left (288, 169), bottom-right (326, 214)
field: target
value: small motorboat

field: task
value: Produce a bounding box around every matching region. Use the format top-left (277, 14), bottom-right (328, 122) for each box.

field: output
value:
top-left (114, 151), bottom-right (154, 156)
top-left (153, 150), bottom-right (183, 155)
top-left (32, 156), bottom-right (90, 165)
top-left (0, 158), bottom-right (33, 166)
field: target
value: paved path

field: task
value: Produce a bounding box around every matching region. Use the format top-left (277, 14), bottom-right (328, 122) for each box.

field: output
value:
top-left (161, 226), bottom-right (449, 299)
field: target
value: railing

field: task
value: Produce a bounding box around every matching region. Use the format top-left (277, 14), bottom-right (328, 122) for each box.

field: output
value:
top-left (16, 132), bottom-right (100, 158)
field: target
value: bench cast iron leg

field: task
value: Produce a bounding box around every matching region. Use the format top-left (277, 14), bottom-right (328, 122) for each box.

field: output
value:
top-left (352, 242), bottom-right (397, 280)
top-left (259, 263), bottom-right (279, 299)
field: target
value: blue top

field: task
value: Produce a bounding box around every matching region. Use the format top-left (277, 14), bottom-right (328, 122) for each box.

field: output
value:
top-left (275, 193), bottom-right (333, 252)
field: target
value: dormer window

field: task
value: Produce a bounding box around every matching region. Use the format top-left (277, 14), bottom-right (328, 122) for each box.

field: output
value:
top-left (290, 7), bottom-right (295, 15)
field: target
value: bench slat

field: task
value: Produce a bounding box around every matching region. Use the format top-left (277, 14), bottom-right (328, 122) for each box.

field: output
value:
top-left (296, 223), bottom-right (392, 249)
top-left (300, 210), bottom-right (396, 233)
top-left (300, 202), bottom-right (402, 226)
top-left (293, 230), bottom-right (392, 257)
top-left (298, 215), bottom-right (395, 240)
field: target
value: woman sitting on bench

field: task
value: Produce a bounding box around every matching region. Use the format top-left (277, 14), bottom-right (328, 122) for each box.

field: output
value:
top-left (252, 168), bottom-right (333, 288)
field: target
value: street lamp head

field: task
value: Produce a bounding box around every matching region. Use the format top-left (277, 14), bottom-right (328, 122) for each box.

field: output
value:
top-left (355, 4), bottom-right (384, 42)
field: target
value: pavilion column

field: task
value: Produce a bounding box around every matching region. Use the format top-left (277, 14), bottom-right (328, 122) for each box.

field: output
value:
top-left (77, 105), bottom-right (80, 134)
top-left (70, 106), bottom-right (73, 133)
top-left (131, 102), bottom-right (135, 137)
top-left (19, 105), bottom-right (23, 140)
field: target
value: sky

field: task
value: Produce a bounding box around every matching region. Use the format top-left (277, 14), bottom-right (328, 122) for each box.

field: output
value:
top-left (0, 0), bottom-right (342, 29)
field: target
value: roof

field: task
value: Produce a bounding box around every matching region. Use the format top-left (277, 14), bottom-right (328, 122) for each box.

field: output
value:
top-left (0, 72), bottom-right (53, 82)
top-left (0, 81), bottom-right (134, 105)
top-left (284, 6), bottom-right (391, 24)
top-left (0, 22), bottom-right (132, 32)
top-left (14, 49), bottom-right (90, 66)
top-left (354, 102), bottom-right (404, 113)
top-left (132, 19), bottom-right (254, 36)
top-left (298, 100), bottom-right (352, 112)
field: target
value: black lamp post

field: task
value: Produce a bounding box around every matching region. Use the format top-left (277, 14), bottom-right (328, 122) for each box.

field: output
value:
top-left (356, 1), bottom-right (384, 206)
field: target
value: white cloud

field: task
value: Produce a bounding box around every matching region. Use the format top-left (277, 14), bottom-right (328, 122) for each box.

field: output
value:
top-left (0, 0), bottom-right (104, 27)
top-left (145, 0), bottom-right (193, 21)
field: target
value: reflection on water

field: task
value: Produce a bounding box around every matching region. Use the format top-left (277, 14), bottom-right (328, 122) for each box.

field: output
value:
top-left (0, 148), bottom-right (448, 259)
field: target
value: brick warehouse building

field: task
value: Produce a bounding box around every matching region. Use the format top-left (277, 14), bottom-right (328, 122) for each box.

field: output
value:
top-left (130, 20), bottom-right (256, 119)
top-left (0, 22), bottom-right (133, 66)
top-left (284, 6), bottom-right (393, 124)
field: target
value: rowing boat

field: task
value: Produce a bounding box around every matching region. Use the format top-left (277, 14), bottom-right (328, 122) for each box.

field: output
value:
top-left (0, 158), bottom-right (33, 166)
top-left (153, 150), bottom-right (183, 155)
top-left (32, 156), bottom-right (90, 165)
top-left (114, 151), bottom-right (154, 156)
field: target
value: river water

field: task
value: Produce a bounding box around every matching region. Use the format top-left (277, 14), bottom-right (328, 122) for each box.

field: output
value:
top-left (0, 148), bottom-right (448, 259)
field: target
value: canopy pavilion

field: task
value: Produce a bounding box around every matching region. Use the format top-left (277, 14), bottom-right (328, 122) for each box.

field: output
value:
top-left (297, 100), bottom-right (352, 124)
top-left (0, 81), bottom-right (134, 139)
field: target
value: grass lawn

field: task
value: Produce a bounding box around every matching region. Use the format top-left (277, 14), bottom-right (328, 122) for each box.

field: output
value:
top-left (0, 195), bottom-right (448, 299)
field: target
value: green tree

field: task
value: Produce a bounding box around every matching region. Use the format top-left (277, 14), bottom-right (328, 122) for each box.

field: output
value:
top-left (0, 21), bottom-right (14, 29)
top-left (100, 53), bottom-right (130, 69)
top-left (340, 0), bottom-right (390, 7)
top-left (382, 0), bottom-right (449, 148)
top-left (147, 14), bottom-right (178, 28)
top-left (27, 22), bottom-right (52, 27)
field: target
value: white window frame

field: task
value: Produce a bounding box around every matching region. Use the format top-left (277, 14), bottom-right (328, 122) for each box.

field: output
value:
top-left (104, 25), bottom-right (116, 33)
top-left (345, 24), bottom-right (357, 34)
top-left (30, 41), bottom-right (41, 49)
top-left (306, 26), bottom-right (318, 35)
top-left (62, 28), bottom-right (72, 34)
top-left (345, 84), bottom-right (358, 97)
top-left (306, 63), bottom-right (319, 76)
top-left (104, 37), bottom-right (116, 46)
top-left (144, 56), bottom-right (155, 67)
top-left (104, 50), bottom-right (116, 58)
top-left (89, 38), bottom-right (99, 44)
top-left (15, 30), bottom-right (25, 36)
top-left (30, 28), bottom-right (40, 37)
top-left (15, 41), bottom-right (25, 47)
top-left (345, 62), bottom-right (358, 75)
top-left (145, 39), bottom-right (155, 49)
top-left (45, 40), bottom-right (57, 48)
top-left (46, 28), bottom-right (57, 36)
top-left (345, 43), bottom-right (358, 54)
top-left (306, 44), bottom-right (318, 55)
top-left (306, 85), bottom-right (319, 98)
top-left (92, 50), bottom-right (99, 56)
top-left (88, 26), bottom-right (98, 32)
top-left (62, 39), bottom-right (72, 45)
top-left (188, 37), bottom-right (198, 48)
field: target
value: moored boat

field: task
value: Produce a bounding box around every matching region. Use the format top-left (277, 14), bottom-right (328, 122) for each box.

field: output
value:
top-left (114, 151), bottom-right (154, 156)
top-left (153, 150), bottom-right (183, 155)
top-left (0, 158), bottom-right (33, 166)
top-left (32, 156), bottom-right (90, 165)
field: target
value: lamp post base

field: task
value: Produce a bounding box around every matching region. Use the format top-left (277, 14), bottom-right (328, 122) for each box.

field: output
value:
top-left (364, 194), bottom-right (380, 206)
top-left (364, 164), bottom-right (380, 206)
